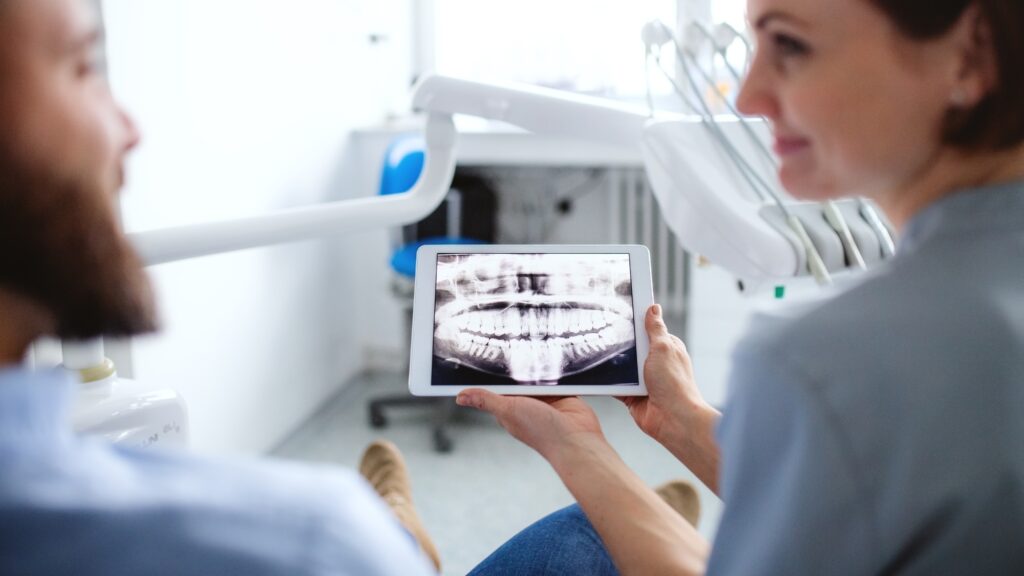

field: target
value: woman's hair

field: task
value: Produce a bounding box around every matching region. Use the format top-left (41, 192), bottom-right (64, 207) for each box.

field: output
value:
top-left (868, 0), bottom-right (1023, 150)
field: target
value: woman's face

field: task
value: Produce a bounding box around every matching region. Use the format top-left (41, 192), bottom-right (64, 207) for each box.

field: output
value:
top-left (737, 0), bottom-right (965, 203)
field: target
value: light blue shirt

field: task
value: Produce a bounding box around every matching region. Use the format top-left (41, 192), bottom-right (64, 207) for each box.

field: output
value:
top-left (0, 368), bottom-right (436, 575)
top-left (709, 181), bottom-right (1024, 574)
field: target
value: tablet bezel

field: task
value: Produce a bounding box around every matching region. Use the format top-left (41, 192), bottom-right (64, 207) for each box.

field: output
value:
top-left (409, 245), bottom-right (652, 396)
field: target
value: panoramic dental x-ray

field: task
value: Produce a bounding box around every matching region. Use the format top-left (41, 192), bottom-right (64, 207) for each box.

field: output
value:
top-left (432, 253), bottom-right (638, 386)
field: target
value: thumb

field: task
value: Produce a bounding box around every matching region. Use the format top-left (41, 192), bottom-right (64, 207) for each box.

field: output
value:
top-left (645, 304), bottom-right (668, 337)
top-left (456, 388), bottom-right (511, 417)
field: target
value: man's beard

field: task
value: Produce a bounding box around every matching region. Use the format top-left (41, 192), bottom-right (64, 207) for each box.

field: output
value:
top-left (0, 156), bottom-right (158, 340)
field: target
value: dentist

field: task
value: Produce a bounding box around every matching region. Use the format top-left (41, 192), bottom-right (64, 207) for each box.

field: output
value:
top-left (460, 0), bottom-right (1024, 573)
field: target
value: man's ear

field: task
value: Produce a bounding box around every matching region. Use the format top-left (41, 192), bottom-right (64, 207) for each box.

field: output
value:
top-left (949, 3), bottom-right (999, 109)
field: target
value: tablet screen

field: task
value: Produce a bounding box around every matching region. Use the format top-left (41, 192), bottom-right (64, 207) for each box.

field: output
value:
top-left (432, 253), bottom-right (639, 386)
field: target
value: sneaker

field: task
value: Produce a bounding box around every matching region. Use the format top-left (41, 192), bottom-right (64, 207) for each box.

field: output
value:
top-left (655, 479), bottom-right (701, 528)
top-left (359, 440), bottom-right (442, 572)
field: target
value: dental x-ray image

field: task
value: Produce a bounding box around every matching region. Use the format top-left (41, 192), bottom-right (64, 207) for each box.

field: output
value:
top-left (432, 253), bottom-right (638, 386)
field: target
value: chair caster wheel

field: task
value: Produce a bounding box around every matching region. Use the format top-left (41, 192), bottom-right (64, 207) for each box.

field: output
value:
top-left (369, 406), bottom-right (388, 429)
top-left (433, 429), bottom-right (453, 453)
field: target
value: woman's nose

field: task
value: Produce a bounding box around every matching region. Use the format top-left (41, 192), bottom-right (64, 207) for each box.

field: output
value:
top-left (735, 58), bottom-right (777, 119)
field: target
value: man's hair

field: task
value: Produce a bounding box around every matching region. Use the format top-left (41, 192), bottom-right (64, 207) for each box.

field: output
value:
top-left (868, 0), bottom-right (1024, 151)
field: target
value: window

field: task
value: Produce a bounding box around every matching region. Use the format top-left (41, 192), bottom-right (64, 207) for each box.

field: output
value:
top-left (427, 0), bottom-right (677, 98)
top-left (712, 0), bottom-right (747, 31)
top-left (421, 1), bottom-right (749, 102)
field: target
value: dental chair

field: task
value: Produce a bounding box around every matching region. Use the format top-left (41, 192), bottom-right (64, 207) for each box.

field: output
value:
top-left (367, 135), bottom-right (496, 453)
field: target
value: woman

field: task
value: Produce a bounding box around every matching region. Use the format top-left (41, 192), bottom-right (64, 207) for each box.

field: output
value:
top-left (456, 0), bottom-right (1024, 573)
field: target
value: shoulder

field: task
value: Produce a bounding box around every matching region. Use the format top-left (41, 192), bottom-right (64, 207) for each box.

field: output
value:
top-left (736, 247), bottom-right (1019, 394)
top-left (118, 447), bottom-right (433, 574)
top-left (2, 443), bottom-right (434, 576)
top-left (726, 244), bottom-right (1024, 491)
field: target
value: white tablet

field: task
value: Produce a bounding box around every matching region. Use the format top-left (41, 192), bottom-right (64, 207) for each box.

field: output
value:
top-left (409, 245), bottom-right (653, 396)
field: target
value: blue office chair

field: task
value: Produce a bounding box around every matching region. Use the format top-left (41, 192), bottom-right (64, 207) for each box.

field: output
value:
top-left (378, 134), bottom-right (484, 277)
top-left (368, 134), bottom-right (488, 453)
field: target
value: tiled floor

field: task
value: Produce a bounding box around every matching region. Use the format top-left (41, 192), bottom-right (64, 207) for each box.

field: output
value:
top-left (273, 371), bottom-right (724, 575)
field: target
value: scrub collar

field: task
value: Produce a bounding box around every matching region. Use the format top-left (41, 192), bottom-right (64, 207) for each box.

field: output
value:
top-left (899, 179), bottom-right (1024, 255)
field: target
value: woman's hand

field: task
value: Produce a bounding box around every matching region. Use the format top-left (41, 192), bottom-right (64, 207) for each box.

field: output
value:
top-left (620, 304), bottom-right (707, 442)
top-left (458, 387), bottom-right (712, 576)
top-left (622, 304), bottom-right (722, 494)
top-left (455, 391), bottom-right (605, 463)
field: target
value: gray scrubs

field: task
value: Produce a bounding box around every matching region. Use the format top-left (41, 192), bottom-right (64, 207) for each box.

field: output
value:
top-left (708, 181), bottom-right (1024, 574)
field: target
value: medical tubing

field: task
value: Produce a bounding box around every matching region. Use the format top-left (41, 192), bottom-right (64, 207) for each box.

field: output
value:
top-left (649, 39), bottom-right (773, 204)
top-left (657, 28), bottom-right (834, 283)
top-left (687, 23), bottom-right (867, 273)
top-left (682, 37), bottom-right (778, 167)
top-left (656, 20), bottom-right (780, 206)
top-left (692, 22), bottom-right (875, 274)
top-left (709, 22), bottom-right (755, 79)
top-left (686, 23), bottom-right (778, 169)
top-left (644, 50), bottom-right (656, 118)
top-left (676, 34), bottom-right (835, 283)
top-left (658, 59), bottom-right (831, 284)
top-left (660, 61), bottom-right (771, 205)
top-left (651, 53), bottom-right (705, 116)
top-left (661, 52), bottom-right (780, 206)
top-left (676, 44), bottom-right (784, 206)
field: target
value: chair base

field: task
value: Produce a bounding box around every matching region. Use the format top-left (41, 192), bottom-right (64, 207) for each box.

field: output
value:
top-left (368, 395), bottom-right (459, 453)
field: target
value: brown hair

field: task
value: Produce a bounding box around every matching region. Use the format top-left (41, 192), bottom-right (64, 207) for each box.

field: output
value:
top-left (868, 0), bottom-right (1024, 150)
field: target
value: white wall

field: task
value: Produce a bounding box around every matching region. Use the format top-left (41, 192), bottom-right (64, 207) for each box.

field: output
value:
top-left (103, 0), bottom-right (414, 455)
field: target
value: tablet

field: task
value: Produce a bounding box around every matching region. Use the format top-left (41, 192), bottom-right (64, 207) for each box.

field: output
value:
top-left (409, 245), bottom-right (653, 396)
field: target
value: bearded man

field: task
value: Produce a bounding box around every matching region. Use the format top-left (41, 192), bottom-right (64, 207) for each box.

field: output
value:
top-left (0, 0), bottom-right (438, 573)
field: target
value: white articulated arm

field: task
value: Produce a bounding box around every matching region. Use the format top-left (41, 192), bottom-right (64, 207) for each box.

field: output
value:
top-left (130, 75), bottom-right (654, 267)
top-left (130, 113), bottom-right (457, 266)
top-left (411, 75), bottom-right (654, 150)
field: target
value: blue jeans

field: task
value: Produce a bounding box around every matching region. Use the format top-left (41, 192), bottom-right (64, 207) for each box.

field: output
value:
top-left (468, 504), bottom-right (619, 575)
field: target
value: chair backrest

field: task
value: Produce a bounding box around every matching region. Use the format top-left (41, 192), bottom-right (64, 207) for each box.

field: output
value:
top-left (380, 135), bottom-right (426, 196)
top-left (379, 134), bottom-right (498, 248)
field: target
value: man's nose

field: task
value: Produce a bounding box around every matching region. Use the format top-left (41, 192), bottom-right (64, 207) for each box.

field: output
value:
top-left (119, 106), bottom-right (141, 152)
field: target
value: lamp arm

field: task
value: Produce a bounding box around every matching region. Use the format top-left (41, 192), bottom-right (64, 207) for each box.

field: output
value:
top-left (130, 113), bottom-right (457, 267)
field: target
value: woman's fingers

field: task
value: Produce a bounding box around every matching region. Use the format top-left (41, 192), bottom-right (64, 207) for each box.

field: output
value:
top-left (646, 304), bottom-right (668, 337)
top-left (456, 388), bottom-right (508, 415)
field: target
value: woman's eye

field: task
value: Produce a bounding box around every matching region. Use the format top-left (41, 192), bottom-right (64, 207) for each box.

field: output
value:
top-left (772, 33), bottom-right (809, 58)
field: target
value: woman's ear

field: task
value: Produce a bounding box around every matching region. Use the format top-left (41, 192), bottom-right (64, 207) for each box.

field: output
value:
top-left (948, 3), bottom-right (999, 109)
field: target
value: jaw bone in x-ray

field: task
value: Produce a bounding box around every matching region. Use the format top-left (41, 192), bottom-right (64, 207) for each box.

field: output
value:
top-left (433, 254), bottom-right (636, 384)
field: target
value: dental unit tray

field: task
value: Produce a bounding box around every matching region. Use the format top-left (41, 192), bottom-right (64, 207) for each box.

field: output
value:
top-left (408, 245), bottom-right (653, 396)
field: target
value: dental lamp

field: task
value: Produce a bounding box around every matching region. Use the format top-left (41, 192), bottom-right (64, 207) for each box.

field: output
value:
top-left (62, 71), bottom-right (893, 446)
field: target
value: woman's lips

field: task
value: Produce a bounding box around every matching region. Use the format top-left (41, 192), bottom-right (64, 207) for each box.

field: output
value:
top-left (773, 136), bottom-right (811, 156)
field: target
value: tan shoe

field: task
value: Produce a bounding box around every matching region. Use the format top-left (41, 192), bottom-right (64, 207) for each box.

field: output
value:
top-left (359, 440), bottom-right (442, 572)
top-left (655, 479), bottom-right (701, 528)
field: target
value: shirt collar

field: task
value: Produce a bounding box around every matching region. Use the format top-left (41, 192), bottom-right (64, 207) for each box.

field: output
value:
top-left (899, 179), bottom-right (1024, 255)
top-left (0, 365), bottom-right (77, 445)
